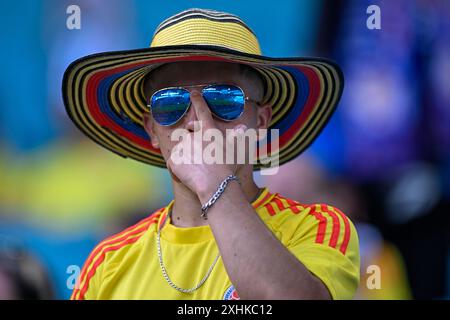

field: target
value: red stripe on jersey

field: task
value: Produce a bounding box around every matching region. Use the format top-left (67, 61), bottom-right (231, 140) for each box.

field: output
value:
top-left (289, 205), bottom-right (301, 214)
top-left (72, 217), bottom-right (158, 300)
top-left (72, 222), bottom-right (153, 299)
top-left (308, 206), bottom-right (327, 244)
top-left (277, 196), bottom-right (301, 214)
top-left (158, 210), bottom-right (169, 230)
top-left (333, 208), bottom-right (351, 255)
top-left (252, 191), bottom-right (272, 209)
top-left (73, 210), bottom-right (162, 299)
top-left (264, 203), bottom-right (276, 216)
top-left (321, 205), bottom-right (341, 249)
top-left (75, 216), bottom-right (160, 300)
top-left (77, 233), bottom-right (147, 300)
top-left (273, 197), bottom-right (287, 211)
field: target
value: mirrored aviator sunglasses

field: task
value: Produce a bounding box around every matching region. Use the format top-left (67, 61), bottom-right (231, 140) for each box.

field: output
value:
top-left (148, 84), bottom-right (254, 126)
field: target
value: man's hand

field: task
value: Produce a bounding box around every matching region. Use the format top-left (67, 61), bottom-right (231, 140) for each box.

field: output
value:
top-left (165, 91), bottom-right (331, 300)
top-left (166, 90), bottom-right (244, 200)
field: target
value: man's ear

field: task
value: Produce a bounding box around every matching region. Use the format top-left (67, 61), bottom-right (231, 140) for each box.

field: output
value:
top-left (256, 103), bottom-right (272, 130)
top-left (143, 112), bottom-right (160, 149)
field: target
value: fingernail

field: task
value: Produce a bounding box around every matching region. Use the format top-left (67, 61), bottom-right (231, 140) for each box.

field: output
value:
top-left (235, 125), bottom-right (247, 135)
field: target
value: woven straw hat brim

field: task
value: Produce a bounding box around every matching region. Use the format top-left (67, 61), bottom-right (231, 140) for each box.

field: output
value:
top-left (62, 44), bottom-right (344, 169)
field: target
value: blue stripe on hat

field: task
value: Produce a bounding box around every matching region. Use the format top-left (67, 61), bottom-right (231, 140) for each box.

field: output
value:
top-left (97, 68), bottom-right (150, 140)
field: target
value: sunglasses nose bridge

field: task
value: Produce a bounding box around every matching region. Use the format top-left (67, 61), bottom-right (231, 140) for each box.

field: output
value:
top-left (186, 87), bottom-right (204, 102)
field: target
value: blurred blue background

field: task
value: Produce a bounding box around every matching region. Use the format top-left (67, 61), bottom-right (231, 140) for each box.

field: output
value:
top-left (0, 0), bottom-right (449, 299)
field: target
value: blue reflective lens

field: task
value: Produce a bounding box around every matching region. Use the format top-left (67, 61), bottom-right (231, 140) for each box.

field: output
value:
top-left (150, 88), bottom-right (190, 126)
top-left (202, 85), bottom-right (245, 121)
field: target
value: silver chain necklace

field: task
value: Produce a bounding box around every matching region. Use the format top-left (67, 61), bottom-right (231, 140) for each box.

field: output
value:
top-left (157, 188), bottom-right (264, 293)
top-left (157, 210), bottom-right (220, 293)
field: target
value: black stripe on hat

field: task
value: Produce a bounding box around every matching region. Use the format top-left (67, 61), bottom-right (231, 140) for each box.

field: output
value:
top-left (154, 9), bottom-right (257, 37)
top-left (156, 8), bottom-right (242, 30)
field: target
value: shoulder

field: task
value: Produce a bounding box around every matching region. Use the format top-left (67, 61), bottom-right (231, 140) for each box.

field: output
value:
top-left (92, 208), bottom-right (164, 258)
top-left (71, 208), bottom-right (164, 300)
top-left (257, 193), bottom-right (360, 299)
top-left (257, 193), bottom-right (358, 255)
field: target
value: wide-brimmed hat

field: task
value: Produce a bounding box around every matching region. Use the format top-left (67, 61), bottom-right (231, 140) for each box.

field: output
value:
top-left (62, 8), bottom-right (344, 169)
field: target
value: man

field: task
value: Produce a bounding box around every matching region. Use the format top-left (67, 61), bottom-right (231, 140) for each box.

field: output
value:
top-left (63, 8), bottom-right (360, 300)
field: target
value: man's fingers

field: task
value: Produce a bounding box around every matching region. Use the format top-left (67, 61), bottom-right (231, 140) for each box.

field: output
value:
top-left (190, 90), bottom-right (215, 130)
top-left (226, 124), bottom-right (247, 143)
top-left (166, 158), bottom-right (181, 183)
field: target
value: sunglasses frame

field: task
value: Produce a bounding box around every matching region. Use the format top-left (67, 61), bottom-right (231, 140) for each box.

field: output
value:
top-left (147, 83), bottom-right (261, 126)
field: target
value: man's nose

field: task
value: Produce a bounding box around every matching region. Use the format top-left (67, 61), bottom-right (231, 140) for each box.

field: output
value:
top-left (183, 106), bottom-right (198, 132)
top-left (183, 91), bottom-right (201, 132)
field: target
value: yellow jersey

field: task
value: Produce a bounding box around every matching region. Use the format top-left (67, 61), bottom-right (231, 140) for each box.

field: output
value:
top-left (71, 187), bottom-right (360, 300)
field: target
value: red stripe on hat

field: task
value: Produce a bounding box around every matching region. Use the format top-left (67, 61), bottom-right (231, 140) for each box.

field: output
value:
top-left (84, 55), bottom-right (237, 151)
top-left (86, 72), bottom-right (152, 150)
top-left (321, 205), bottom-right (341, 249)
top-left (308, 207), bottom-right (327, 244)
top-left (84, 56), bottom-right (320, 156)
top-left (279, 65), bottom-right (321, 146)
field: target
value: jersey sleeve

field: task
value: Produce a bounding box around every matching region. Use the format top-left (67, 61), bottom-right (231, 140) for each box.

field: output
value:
top-left (276, 204), bottom-right (360, 300)
top-left (70, 242), bottom-right (108, 300)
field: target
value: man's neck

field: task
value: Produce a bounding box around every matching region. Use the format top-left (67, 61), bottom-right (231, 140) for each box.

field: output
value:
top-left (170, 165), bottom-right (260, 227)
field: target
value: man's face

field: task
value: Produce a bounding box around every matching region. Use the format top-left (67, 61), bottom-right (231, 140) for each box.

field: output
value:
top-left (143, 61), bottom-right (272, 166)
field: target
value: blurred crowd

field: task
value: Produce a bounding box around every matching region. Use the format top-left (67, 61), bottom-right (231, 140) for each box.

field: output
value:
top-left (0, 0), bottom-right (449, 299)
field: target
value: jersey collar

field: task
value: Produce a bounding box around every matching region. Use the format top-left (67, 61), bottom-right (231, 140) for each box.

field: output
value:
top-left (157, 187), bottom-right (274, 244)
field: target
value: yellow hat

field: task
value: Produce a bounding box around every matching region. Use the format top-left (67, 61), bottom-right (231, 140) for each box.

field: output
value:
top-left (62, 8), bottom-right (344, 169)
